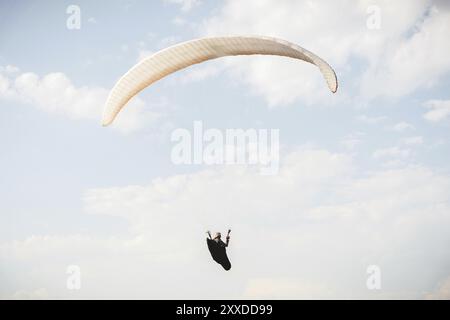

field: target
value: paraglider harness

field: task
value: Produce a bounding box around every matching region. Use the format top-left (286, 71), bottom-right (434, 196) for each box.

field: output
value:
top-left (206, 229), bottom-right (231, 271)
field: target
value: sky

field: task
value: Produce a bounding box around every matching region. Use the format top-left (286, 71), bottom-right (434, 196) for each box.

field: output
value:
top-left (0, 0), bottom-right (450, 299)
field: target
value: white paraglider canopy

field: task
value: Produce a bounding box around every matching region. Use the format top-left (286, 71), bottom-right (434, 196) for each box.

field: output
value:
top-left (102, 35), bottom-right (338, 126)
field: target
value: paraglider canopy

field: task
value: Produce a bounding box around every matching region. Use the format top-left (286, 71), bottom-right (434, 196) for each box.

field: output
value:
top-left (102, 35), bottom-right (338, 126)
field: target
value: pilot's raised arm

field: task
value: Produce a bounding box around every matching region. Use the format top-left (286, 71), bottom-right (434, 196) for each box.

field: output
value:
top-left (225, 230), bottom-right (231, 247)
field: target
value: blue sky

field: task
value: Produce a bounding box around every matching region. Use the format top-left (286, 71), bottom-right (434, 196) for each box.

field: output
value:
top-left (1, 0), bottom-right (450, 299)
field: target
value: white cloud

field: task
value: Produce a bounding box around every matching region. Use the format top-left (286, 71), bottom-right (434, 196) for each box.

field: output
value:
top-left (373, 146), bottom-right (410, 159)
top-left (2, 147), bottom-right (449, 298)
top-left (425, 276), bottom-right (450, 299)
top-left (0, 66), bottom-right (166, 133)
top-left (2, 234), bottom-right (151, 260)
top-left (402, 136), bottom-right (424, 146)
top-left (157, 35), bottom-right (181, 49)
top-left (356, 114), bottom-right (388, 124)
top-left (361, 4), bottom-right (450, 99)
top-left (136, 36), bottom-right (181, 62)
top-left (340, 132), bottom-right (364, 150)
top-left (423, 99), bottom-right (450, 122)
top-left (172, 16), bottom-right (186, 26)
top-left (165, 0), bottom-right (201, 12)
top-left (0, 65), bottom-right (20, 74)
top-left (199, 0), bottom-right (450, 105)
top-left (83, 149), bottom-right (355, 230)
top-left (243, 278), bottom-right (333, 299)
top-left (12, 288), bottom-right (49, 300)
top-left (1, 1), bottom-right (450, 300)
top-left (392, 121), bottom-right (415, 132)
